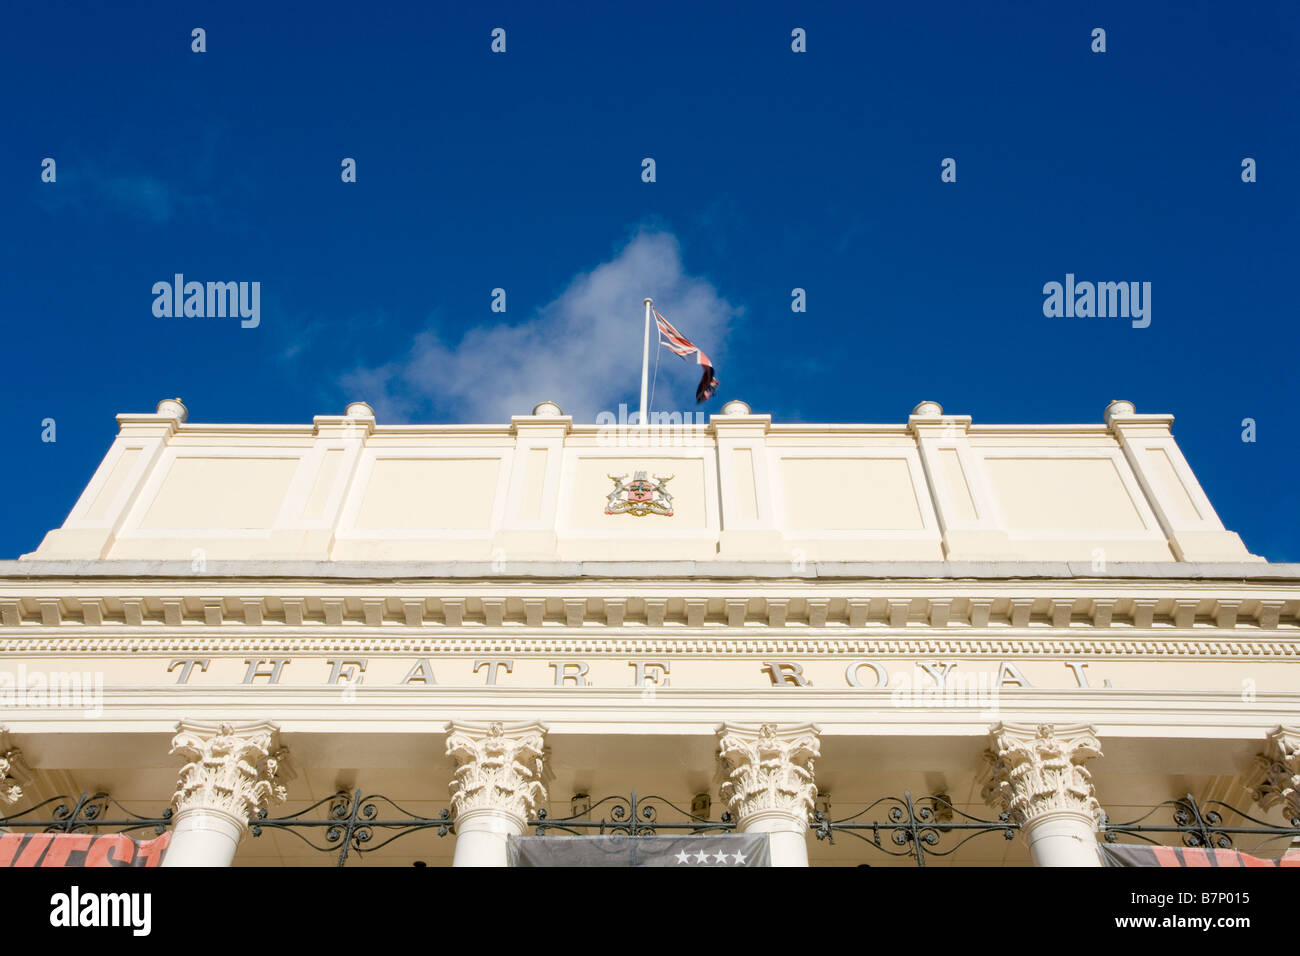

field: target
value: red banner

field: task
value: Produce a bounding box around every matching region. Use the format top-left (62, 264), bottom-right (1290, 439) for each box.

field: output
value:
top-left (1101, 844), bottom-right (1300, 867)
top-left (0, 831), bottom-right (170, 867)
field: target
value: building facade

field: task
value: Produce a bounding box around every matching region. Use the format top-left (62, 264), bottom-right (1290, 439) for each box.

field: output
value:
top-left (1, 397), bottom-right (1297, 866)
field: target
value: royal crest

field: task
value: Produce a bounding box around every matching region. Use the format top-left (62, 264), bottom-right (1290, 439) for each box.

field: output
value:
top-left (605, 471), bottom-right (674, 517)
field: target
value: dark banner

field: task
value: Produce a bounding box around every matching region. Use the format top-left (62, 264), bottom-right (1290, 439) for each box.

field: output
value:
top-left (507, 833), bottom-right (770, 867)
top-left (1100, 844), bottom-right (1299, 868)
top-left (0, 832), bottom-right (170, 867)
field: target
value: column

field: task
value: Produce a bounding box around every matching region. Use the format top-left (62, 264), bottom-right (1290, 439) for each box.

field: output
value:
top-left (982, 722), bottom-right (1103, 867)
top-left (1245, 725), bottom-right (1300, 824)
top-left (716, 722), bottom-right (821, 867)
top-left (446, 720), bottom-right (549, 867)
top-left (161, 720), bottom-right (288, 867)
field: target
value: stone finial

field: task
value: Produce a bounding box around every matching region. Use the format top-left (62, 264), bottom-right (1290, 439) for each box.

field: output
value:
top-left (156, 398), bottom-right (188, 422)
top-left (344, 401), bottom-right (375, 420)
top-left (716, 722), bottom-right (821, 829)
top-left (911, 401), bottom-right (943, 418)
top-left (981, 722), bottom-right (1103, 826)
top-left (446, 720), bottom-right (550, 823)
top-left (531, 401), bottom-right (563, 417)
top-left (1244, 725), bottom-right (1300, 824)
top-left (170, 720), bottom-right (289, 820)
top-left (720, 399), bottom-right (752, 416)
top-left (1104, 399), bottom-right (1136, 424)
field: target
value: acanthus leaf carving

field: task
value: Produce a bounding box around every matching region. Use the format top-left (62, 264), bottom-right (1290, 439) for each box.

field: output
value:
top-left (446, 720), bottom-right (549, 822)
top-left (717, 722), bottom-right (821, 828)
top-left (981, 721), bottom-right (1103, 826)
top-left (170, 720), bottom-right (288, 820)
top-left (1244, 725), bottom-right (1300, 824)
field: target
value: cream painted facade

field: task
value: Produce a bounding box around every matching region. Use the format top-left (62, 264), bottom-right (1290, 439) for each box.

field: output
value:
top-left (1, 397), bottom-right (1297, 866)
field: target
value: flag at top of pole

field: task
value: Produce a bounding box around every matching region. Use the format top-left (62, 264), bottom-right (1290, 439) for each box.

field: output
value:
top-left (638, 298), bottom-right (719, 422)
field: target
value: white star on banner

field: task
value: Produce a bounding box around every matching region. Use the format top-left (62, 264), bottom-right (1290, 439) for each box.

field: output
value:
top-left (675, 850), bottom-right (691, 864)
top-left (731, 851), bottom-right (747, 865)
top-left (712, 850), bottom-right (729, 864)
top-left (694, 849), bottom-right (710, 864)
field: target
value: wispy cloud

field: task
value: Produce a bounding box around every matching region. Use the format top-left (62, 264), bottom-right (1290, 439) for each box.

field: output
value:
top-left (99, 174), bottom-right (177, 222)
top-left (37, 162), bottom-right (216, 224)
top-left (341, 230), bottom-right (737, 423)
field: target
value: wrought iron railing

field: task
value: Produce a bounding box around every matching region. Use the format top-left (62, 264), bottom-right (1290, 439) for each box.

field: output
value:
top-left (1099, 792), bottom-right (1300, 855)
top-left (250, 790), bottom-right (452, 866)
top-left (812, 791), bottom-right (1017, 866)
top-left (3, 788), bottom-right (1296, 866)
top-left (529, 791), bottom-right (734, 837)
top-left (0, 791), bottom-right (170, 836)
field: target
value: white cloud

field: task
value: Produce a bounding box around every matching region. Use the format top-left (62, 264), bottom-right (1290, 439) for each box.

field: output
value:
top-left (341, 230), bottom-right (736, 423)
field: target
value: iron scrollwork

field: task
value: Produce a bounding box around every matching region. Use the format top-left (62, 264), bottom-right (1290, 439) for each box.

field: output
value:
top-left (251, 790), bottom-right (453, 866)
top-left (0, 791), bottom-right (171, 836)
top-left (531, 791), bottom-right (734, 837)
top-left (4, 788), bottom-right (1296, 866)
top-left (1100, 792), bottom-right (1300, 854)
top-left (813, 791), bottom-right (1017, 867)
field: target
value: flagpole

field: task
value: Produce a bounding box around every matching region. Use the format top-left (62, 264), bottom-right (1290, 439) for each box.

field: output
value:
top-left (640, 297), bottom-right (653, 425)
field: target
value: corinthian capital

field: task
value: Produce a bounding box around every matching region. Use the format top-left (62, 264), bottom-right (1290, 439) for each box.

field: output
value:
top-left (0, 728), bottom-right (28, 804)
top-left (446, 720), bottom-right (549, 822)
top-left (1244, 725), bottom-right (1300, 824)
top-left (981, 722), bottom-right (1103, 826)
top-left (170, 720), bottom-right (289, 820)
top-left (716, 722), bottom-right (821, 828)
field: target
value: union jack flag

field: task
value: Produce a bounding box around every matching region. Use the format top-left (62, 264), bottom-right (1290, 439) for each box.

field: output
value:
top-left (653, 309), bottom-right (719, 403)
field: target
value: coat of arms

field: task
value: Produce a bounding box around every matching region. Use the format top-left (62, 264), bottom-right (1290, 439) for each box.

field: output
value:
top-left (604, 471), bottom-right (674, 517)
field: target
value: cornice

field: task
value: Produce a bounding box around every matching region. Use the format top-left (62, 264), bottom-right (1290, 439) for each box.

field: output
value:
top-left (3, 559), bottom-right (1299, 581)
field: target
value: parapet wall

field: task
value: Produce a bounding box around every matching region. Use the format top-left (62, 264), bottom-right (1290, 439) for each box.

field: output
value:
top-left (24, 399), bottom-right (1261, 565)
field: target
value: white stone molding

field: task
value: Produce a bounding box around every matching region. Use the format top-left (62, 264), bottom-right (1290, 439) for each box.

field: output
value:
top-left (981, 722), bottom-right (1103, 867)
top-left (446, 720), bottom-right (549, 867)
top-left (169, 719), bottom-right (288, 820)
top-left (1244, 725), bottom-right (1300, 823)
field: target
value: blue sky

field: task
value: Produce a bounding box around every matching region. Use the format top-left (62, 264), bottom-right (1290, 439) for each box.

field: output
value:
top-left (2, 1), bottom-right (1296, 560)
